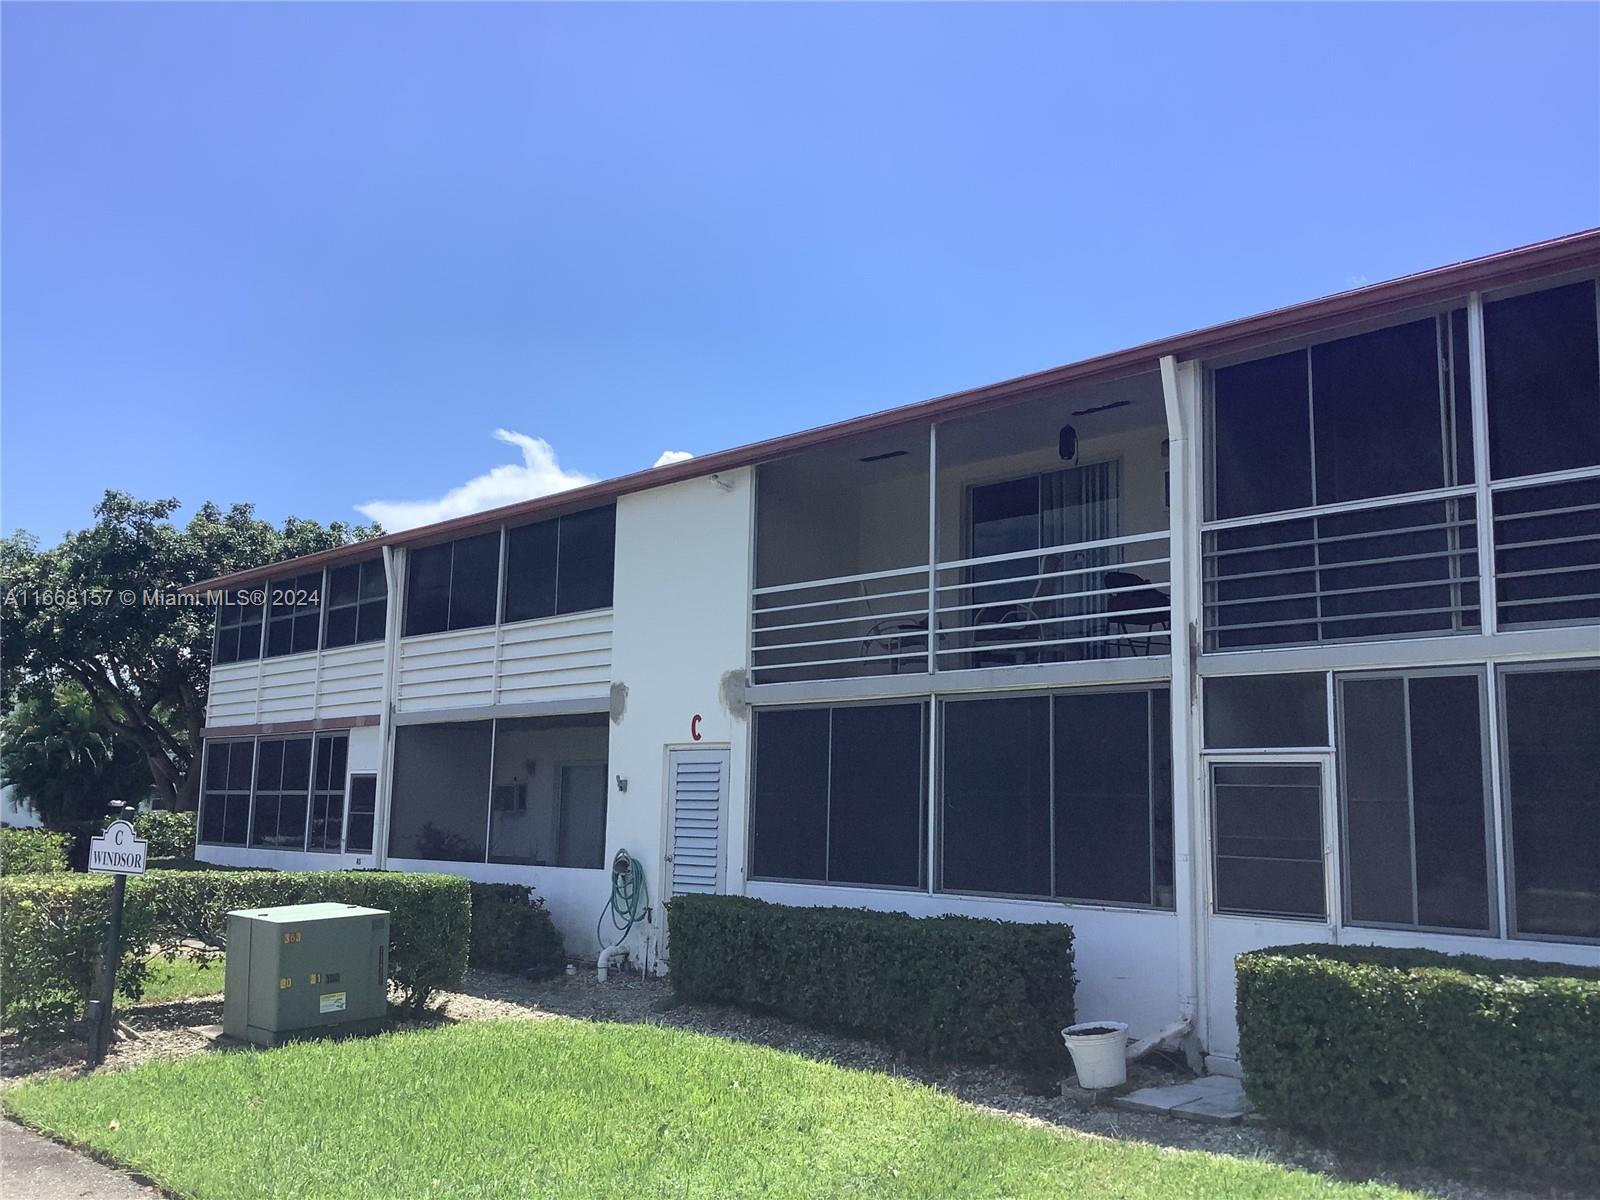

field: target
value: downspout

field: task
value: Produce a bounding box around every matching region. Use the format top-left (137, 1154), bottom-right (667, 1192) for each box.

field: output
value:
top-left (1160, 355), bottom-right (1203, 1042)
top-left (373, 545), bottom-right (405, 870)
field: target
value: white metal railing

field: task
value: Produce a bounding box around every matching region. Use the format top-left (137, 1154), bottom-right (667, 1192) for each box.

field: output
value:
top-left (749, 468), bottom-right (1599, 681)
top-left (1202, 489), bottom-right (1481, 652)
top-left (749, 531), bottom-right (1174, 683)
top-left (750, 564), bottom-right (930, 682)
top-left (934, 530), bottom-right (1172, 668)
top-left (1491, 469), bottom-right (1600, 628)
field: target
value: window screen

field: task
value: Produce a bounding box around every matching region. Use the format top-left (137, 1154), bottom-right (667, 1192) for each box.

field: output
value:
top-left (1204, 673), bottom-right (1328, 748)
top-left (1339, 673), bottom-right (1490, 931)
top-left (503, 519), bottom-right (559, 623)
top-left (265, 572), bottom-right (324, 658)
top-left (199, 739), bottom-right (254, 845)
top-left (556, 506), bottom-right (616, 614)
top-left (941, 696), bottom-right (1051, 897)
top-left (503, 506), bottom-right (617, 623)
top-left (388, 721), bottom-right (493, 862)
top-left (750, 708), bottom-right (829, 881)
top-left (448, 533), bottom-right (500, 629)
top-left (405, 544), bottom-right (453, 635)
top-left (1485, 282), bottom-right (1600, 480)
top-left (488, 713), bottom-right (610, 868)
top-left (1054, 691), bottom-right (1170, 905)
top-left (938, 689), bottom-right (1173, 905)
top-left (1502, 666), bottom-right (1600, 940)
top-left (249, 737), bottom-right (312, 850)
top-left (1211, 349), bottom-right (1312, 519)
top-left (213, 594), bottom-right (264, 664)
top-left (1210, 313), bottom-right (1472, 522)
top-left (324, 558), bottom-right (387, 648)
top-left (827, 704), bottom-right (925, 888)
top-left (405, 533), bottom-right (501, 636)
top-left (1448, 308), bottom-right (1474, 485)
top-left (750, 703), bottom-right (924, 887)
top-left (1212, 761), bottom-right (1325, 919)
top-left (1312, 319), bottom-right (1446, 505)
top-left (345, 775), bottom-right (377, 854)
top-left (308, 733), bottom-right (349, 852)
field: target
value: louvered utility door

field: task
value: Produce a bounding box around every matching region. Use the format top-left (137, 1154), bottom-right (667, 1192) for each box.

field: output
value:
top-left (667, 748), bottom-right (729, 896)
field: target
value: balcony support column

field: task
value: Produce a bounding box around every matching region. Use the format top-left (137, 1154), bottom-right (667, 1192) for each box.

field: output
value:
top-left (926, 423), bottom-right (939, 676)
top-left (925, 422), bottom-right (940, 894)
top-left (1160, 354), bottom-right (1204, 1035)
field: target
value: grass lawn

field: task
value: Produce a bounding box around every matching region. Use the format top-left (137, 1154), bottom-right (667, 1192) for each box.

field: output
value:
top-left (135, 954), bottom-right (224, 1004)
top-left (5, 1020), bottom-right (1413, 1200)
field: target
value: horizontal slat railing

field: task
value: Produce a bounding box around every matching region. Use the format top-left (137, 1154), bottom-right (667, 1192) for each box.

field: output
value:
top-left (1202, 490), bottom-right (1480, 652)
top-left (935, 530), bottom-right (1173, 668)
top-left (1491, 471), bottom-right (1600, 627)
top-left (750, 564), bottom-right (930, 683)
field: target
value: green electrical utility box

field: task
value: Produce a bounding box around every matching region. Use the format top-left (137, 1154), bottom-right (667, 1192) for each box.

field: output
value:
top-left (223, 902), bottom-right (389, 1046)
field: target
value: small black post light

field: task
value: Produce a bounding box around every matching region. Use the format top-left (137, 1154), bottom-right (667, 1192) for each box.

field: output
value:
top-left (1058, 424), bottom-right (1078, 463)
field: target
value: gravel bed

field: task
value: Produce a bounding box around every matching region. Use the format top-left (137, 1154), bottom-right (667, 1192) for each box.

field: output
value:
top-left (3, 968), bottom-right (1581, 1200)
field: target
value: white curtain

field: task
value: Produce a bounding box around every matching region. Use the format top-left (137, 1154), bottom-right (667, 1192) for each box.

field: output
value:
top-left (1041, 461), bottom-right (1121, 660)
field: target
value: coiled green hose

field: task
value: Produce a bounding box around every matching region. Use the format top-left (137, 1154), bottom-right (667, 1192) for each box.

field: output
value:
top-left (597, 848), bottom-right (649, 952)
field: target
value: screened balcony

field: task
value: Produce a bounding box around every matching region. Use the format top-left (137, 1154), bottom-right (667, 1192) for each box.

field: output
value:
top-left (1200, 278), bottom-right (1600, 653)
top-left (933, 374), bottom-right (1172, 673)
top-left (751, 373), bottom-right (1173, 684)
top-left (752, 426), bottom-right (931, 684)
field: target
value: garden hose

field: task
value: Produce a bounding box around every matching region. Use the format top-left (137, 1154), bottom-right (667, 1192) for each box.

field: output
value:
top-left (597, 848), bottom-right (650, 953)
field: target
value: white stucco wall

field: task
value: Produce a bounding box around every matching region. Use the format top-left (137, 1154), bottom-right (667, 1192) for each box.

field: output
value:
top-left (601, 467), bottom-right (756, 969)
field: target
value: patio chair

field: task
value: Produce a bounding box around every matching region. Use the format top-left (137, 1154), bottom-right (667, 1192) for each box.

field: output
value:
top-left (1103, 570), bottom-right (1171, 657)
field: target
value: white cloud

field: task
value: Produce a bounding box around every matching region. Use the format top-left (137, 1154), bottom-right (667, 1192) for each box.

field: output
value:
top-left (653, 450), bottom-right (694, 468)
top-left (357, 430), bottom-right (597, 531)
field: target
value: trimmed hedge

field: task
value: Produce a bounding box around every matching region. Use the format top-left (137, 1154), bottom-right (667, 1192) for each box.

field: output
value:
top-left (1237, 944), bottom-right (1600, 1179)
top-left (667, 895), bottom-right (1074, 1068)
top-left (468, 883), bottom-right (566, 977)
top-left (0, 875), bottom-right (157, 1031)
top-left (132, 811), bottom-right (196, 860)
top-left (0, 828), bottom-right (70, 875)
top-left (1, 869), bottom-right (470, 1033)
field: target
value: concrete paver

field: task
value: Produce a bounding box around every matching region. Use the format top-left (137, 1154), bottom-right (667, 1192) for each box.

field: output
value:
top-left (1113, 1074), bottom-right (1254, 1125)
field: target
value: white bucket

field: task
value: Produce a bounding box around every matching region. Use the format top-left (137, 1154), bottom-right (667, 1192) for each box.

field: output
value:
top-left (1061, 1020), bottom-right (1129, 1089)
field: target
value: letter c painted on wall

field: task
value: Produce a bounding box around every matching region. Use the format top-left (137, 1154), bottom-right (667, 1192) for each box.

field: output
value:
top-left (690, 714), bottom-right (703, 742)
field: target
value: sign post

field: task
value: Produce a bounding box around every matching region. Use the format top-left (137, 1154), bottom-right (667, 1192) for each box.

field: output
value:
top-left (86, 816), bottom-right (148, 1068)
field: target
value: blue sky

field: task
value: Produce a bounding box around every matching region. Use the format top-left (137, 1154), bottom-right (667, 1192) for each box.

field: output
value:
top-left (4, 2), bottom-right (1597, 540)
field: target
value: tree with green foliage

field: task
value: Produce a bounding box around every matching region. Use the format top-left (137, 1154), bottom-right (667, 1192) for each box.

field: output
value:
top-left (2, 491), bottom-right (380, 813)
top-left (0, 684), bottom-right (152, 831)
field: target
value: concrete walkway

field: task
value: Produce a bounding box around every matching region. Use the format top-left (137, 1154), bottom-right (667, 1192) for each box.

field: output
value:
top-left (1, 1119), bottom-right (160, 1198)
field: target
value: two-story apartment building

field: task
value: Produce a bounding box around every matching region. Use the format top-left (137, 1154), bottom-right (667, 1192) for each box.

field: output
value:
top-left (188, 231), bottom-right (1600, 1070)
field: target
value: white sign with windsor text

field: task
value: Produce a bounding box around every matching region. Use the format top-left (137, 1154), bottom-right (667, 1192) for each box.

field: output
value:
top-left (88, 820), bottom-right (148, 876)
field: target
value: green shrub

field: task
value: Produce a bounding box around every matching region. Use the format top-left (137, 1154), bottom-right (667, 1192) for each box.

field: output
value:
top-left (0, 875), bottom-right (155, 1032)
top-left (0, 828), bottom-right (70, 875)
top-left (666, 895), bottom-right (1074, 1069)
top-left (468, 883), bottom-right (566, 977)
top-left (132, 811), bottom-right (195, 860)
top-left (1237, 944), bottom-right (1600, 1179)
top-left (1, 869), bottom-right (470, 1032)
